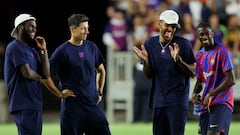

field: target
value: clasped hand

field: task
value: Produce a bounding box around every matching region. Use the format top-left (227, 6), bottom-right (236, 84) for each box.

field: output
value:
top-left (35, 36), bottom-right (47, 50)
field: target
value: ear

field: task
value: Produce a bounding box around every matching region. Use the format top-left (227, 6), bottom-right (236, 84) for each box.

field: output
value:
top-left (158, 20), bottom-right (162, 26)
top-left (18, 25), bottom-right (24, 31)
top-left (69, 26), bottom-right (76, 32)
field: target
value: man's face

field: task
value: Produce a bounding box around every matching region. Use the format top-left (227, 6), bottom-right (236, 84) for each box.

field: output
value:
top-left (159, 20), bottom-right (177, 42)
top-left (197, 27), bottom-right (214, 48)
top-left (71, 21), bottom-right (89, 40)
top-left (20, 20), bottom-right (37, 45)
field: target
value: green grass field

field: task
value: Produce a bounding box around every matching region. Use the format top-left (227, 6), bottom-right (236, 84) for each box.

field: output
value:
top-left (0, 121), bottom-right (239, 135)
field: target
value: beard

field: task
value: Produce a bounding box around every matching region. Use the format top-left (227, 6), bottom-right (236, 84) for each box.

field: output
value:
top-left (21, 28), bottom-right (37, 48)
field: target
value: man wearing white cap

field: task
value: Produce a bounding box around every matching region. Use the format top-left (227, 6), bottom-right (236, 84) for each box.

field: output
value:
top-left (132, 9), bottom-right (196, 135)
top-left (5, 13), bottom-right (75, 135)
top-left (4, 13), bottom-right (51, 135)
top-left (4, 14), bottom-right (73, 135)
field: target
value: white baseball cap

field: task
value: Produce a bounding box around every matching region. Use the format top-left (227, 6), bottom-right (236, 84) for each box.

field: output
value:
top-left (11, 14), bottom-right (36, 38)
top-left (159, 10), bottom-right (180, 28)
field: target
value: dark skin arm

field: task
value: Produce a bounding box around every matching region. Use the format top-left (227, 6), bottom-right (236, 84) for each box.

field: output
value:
top-left (40, 76), bottom-right (76, 98)
top-left (175, 56), bottom-right (196, 78)
top-left (132, 45), bottom-right (153, 79)
top-left (192, 69), bottom-right (235, 112)
top-left (133, 43), bottom-right (195, 79)
top-left (192, 78), bottom-right (204, 104)
top-left (169, 43), bottom-right (196, 78)
top-left (203, 70), bottom-right (235, 109)
top-left (39, 52), bottom-right (50, 79)
top-left (143, 61), bottom-right (153, 79)
top-left (35, 36), bottom-right (50, 79)
top-left (20, 36), bottom-right (50, 80)
top-left (20, 64), bottom-right (42, 81)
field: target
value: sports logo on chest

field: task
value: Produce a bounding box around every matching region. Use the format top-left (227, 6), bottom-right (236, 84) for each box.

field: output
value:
top-left (79, 52), bottom-right (84, 58)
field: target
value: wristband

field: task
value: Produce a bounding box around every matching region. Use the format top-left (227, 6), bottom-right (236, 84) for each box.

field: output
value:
top-left (98, 92), bottom-right (104, 96)
top-left (40, 50), bottom-right (48, 55)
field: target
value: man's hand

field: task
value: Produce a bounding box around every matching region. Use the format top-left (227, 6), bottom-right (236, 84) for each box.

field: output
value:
top-left (192, 93), bottom-right (202, 104)
top-left (203, 93), bottom-right (212, 112)
top-left (97, 95), bottom-right (103, 104)
top-left (132, 45), bottom-right (148, 63)
top-left (61, 89), bottom-right (76, 98)
top-left (35, 36), bottom-right (46, 50)
top-left (169, 43), bottom-right (180, 62)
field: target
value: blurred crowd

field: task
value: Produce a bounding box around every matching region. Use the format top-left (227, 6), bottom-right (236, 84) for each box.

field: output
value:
top-left (102, 0), bottom-right (240, 79)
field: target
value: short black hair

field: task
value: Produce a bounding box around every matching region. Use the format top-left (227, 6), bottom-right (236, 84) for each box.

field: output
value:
top-left (68, 14), bottom-right (89, 27)
top-left (196, 22), bottom-right (211, 29)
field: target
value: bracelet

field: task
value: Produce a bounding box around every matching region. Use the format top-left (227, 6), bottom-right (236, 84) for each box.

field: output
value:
top-left (98, 92), bottom-right (104, 96)
top-left (40, 50), bottom-right (48, 55)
